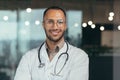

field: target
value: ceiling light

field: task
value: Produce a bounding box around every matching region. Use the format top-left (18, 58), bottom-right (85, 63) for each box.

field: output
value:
top-left (118, 25), bottom-right (120, 30)
top-left (3, 16), bottom-right (8, 21)
top-left (91, 24), bottom-right (96, 29)
top-left (35, 20), bottom-right (40, 25)
top-left (74, 23), bottom-right (79, 27)
top-left (82, 23), bottom-right (87, 27)
top-left (109, 12), bottom-right (114, 17)
top-left (108, 16), bottom-right (113, 21)
top-left (88, 21), bottom-right (93, 25)
top-left (26, 8), bottom-right (32, 13)
top-left (25, 21), bottom-right (30, 26)
top-left (100, 26), bottom-right (105, 31)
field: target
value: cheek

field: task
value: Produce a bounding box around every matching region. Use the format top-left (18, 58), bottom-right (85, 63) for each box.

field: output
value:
top-left (44, 28), bottom-right (49, 33)
top-left (43, 24), bottom-right (49, 31)
top-left (63, 25), bottom-right (67, 31)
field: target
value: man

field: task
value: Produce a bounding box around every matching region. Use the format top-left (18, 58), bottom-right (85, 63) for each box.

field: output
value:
top-left (14, 6), bottom-right (89, 80)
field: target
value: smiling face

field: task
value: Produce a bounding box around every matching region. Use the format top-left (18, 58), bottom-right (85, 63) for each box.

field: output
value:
top-left (43, 9), bottom-right (66, 43)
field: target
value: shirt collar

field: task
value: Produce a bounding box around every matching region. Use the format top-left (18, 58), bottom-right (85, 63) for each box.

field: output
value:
top-left (45, 40), bottom-right (65, 54)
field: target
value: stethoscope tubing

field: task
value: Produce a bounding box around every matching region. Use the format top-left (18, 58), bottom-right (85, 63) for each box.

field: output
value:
top-left (38, 41), bottom-right (69, 75)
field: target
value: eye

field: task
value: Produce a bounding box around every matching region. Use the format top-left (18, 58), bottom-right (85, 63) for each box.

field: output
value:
top-left (47, 20), bottom-right (54, 24)
top-left (57, 20), bottom-right (64, 24)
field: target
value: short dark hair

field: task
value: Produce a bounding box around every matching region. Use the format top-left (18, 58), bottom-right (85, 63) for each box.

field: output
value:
top-left (43, 6), bottom-right (66, 18)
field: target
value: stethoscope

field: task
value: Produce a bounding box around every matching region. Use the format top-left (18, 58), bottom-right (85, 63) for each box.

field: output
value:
top-left (38, 41), bottom-right (69, 76)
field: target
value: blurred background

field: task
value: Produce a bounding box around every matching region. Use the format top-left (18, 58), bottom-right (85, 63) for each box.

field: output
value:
top-left (0, 0), bottom-right (120, 80)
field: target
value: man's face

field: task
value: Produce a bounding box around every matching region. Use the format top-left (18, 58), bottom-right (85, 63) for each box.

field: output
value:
top-left (43, 9), bottom-right (66, 42)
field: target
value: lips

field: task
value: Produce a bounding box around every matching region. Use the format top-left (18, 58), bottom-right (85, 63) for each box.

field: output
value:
top-left (52, 32), bottom-right (59, 35)
top-left (50, 30), bottom-right (60, 36)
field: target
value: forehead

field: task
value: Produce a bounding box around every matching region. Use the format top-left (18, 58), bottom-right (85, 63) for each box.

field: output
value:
top-left (44, 9), bottom-right (65, 19)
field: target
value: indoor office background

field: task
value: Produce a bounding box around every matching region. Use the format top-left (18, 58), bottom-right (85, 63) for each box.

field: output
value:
top-left (0, 0), bottom-right (120, 80)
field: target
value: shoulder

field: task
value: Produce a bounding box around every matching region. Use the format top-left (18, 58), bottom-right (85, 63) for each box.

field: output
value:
top-left (69, 44), bottom-right (88, 56)
top-left (21, 47), bottom-right (39, 61)
top-left (25, 48), bottom-right (38, 55)
top-left (17, 47), bottom-right (39, 68)
top-left (68, 44), bottom-right (89, 61)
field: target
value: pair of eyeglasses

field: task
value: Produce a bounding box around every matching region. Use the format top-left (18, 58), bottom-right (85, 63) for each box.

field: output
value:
top-left (43, 19), bottom-right (65, 26)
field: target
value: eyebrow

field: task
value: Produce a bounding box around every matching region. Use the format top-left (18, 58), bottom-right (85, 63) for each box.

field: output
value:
top-left (44, 19), bottom-right (64, 20)
top-left (46, 19), bottom-right (64, 20)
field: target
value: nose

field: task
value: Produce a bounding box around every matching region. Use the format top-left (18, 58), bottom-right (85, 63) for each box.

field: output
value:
top-left (52, 21), bottom-right (58, 29)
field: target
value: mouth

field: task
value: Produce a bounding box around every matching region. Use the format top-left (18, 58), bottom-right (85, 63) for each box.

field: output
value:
top-left (51, 31), bottom-right (59, 36)
top-left (49, 29), bottom-right (61, 36)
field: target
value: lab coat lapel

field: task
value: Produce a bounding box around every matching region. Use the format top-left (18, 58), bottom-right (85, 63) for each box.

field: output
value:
top-left (50, 43), bottom-right (68, 66)
top-left (40, 43), bottom-right (49, 62)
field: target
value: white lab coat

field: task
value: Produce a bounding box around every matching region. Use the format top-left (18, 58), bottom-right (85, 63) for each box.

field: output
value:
top-left (14, 43), bottom-right (89, 80)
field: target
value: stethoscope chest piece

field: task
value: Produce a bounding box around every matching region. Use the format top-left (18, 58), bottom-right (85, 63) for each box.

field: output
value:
top-left (38, 63), bottom-right (45, 68)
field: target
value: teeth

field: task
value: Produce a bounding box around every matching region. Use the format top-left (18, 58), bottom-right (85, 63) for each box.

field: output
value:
top-left (52, 32), bottom-right (58, 35)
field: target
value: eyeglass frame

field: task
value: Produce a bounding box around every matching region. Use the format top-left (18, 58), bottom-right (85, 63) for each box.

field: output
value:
top-left (43, 19), bottom-right (66, 27)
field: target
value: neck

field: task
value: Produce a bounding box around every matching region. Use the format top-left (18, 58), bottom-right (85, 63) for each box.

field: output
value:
top-left (46, 38), bottom-right (64, 50)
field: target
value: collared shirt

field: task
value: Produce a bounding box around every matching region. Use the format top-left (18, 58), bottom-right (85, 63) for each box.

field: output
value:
top-left (14, 42), bottom-right (89, 80)
top-left (45, 40), bottom-right (65, 56)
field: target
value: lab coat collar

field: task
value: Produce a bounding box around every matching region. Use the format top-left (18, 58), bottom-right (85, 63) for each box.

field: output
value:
top-left (40, 41), bottom-right (68, 64)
